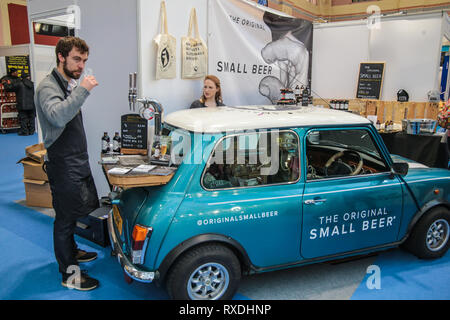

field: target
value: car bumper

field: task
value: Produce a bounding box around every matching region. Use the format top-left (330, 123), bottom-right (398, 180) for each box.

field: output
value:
top-left (107, 210), bottom-right (157, 283)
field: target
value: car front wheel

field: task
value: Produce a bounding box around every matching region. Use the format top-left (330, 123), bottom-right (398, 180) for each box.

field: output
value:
top-left (166, 244), bottom-right (241, 300)
top-left (404, 206), bottom-right (450, 259)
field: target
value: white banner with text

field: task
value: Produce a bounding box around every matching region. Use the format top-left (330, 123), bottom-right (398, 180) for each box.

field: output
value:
top-left (208, 0), bottom-right (313, 106)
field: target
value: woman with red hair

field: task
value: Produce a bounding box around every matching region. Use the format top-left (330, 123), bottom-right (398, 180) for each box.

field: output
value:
top-left (190, 75), bottom-right (225, 108)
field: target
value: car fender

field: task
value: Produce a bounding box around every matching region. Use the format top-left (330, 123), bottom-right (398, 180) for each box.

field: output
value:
top-left (401, 199), bottom-right (450, 242)
top-left (156, 233), bottom-right (252, 283)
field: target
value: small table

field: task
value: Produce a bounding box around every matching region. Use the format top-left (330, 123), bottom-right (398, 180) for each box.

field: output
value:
top-left (379, 132), bottom-right (449, 168)
top-left (100, 154), bottom-right (176, 190)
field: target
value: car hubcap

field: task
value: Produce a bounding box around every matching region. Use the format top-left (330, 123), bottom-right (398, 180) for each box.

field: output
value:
top-left (187, 263), bottom-right (229, 300)
top-left (426, 219), bottom-right (449, 252)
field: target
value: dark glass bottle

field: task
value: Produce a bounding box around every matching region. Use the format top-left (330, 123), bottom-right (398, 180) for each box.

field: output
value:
top-left (113, 132), bottom-right (121, 153)
top-left (102, 132), bottom-right (110, 153)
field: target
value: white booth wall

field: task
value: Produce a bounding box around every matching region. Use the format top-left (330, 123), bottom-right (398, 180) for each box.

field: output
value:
top-left (312, 12), bottom-right (446, 102)
top-left (32, 45), bottom-right (55, 85)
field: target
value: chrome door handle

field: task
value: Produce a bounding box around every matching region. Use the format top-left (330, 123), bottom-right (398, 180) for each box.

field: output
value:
top-left (304, 199), bottom-right (327, 205)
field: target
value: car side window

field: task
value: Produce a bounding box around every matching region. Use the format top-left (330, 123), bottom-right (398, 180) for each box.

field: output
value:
top-left (202, 130), bottom-right (300, 190)
top-left (306, 128), bottom-right (389, 180)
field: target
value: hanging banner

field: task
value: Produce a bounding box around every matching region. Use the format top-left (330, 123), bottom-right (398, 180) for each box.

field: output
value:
top-left (208, 0), bottom-right (313, 105)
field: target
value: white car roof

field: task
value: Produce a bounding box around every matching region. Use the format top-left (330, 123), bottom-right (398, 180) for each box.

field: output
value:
top-left (164, 105), bottom-right (371, 133)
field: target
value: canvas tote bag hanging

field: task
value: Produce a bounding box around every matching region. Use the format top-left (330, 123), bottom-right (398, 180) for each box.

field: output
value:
top-left (181, 8), bottom-right (208, 79)
top-left (153, 1), bottom-right (176, 79)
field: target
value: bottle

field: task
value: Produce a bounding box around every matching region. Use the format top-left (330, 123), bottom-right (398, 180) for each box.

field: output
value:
top-left (113, 132), bottom-right (121, 153)
top-left (294, 85), bottom-right (301, 103)
top-left (101, 132), bottom-right (110, 153)
top-left (301, 87), bottom-right (309, 106)
top-left (376, 120), bottom-right (381, 130)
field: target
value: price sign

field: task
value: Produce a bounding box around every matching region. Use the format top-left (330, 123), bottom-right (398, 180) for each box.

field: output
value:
top-left (121, 114), bottom-right (148, 155)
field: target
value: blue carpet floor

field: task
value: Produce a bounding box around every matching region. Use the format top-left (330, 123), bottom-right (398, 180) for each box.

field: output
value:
top-left (0, 132), bottom-right (449, 300)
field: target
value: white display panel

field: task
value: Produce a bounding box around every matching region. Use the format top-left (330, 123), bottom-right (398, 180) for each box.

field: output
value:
top-left (368, 15), bottom-right (442, 101)
top-left (312, 22), bottom-right (369, 102)
top-left (32, 45), bottom-right (55, 86)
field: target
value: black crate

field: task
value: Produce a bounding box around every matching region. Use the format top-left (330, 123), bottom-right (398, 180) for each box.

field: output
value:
top-left (75, 205), bottom-right (111, 247)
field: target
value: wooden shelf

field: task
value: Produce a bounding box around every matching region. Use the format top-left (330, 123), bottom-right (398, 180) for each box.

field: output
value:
top-left (102, 160), bottom-right (175, 189)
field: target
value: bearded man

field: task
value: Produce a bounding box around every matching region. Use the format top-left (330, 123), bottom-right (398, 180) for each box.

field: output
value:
top-left (35, 36), bottom-right (100, 291)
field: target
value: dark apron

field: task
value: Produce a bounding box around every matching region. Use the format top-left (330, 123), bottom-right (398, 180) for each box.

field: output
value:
top-left (45, 71), bottom-right (99, 273)
top-left (46, 70), bottom-right (99, 217)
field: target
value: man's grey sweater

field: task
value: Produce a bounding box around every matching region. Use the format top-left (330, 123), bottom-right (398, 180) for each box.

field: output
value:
top-left (35, 68), bottom-right (90, 149)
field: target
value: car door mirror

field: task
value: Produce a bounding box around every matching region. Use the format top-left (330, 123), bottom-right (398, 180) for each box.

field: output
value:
top-left (391, 162), bottom-right (408, 176)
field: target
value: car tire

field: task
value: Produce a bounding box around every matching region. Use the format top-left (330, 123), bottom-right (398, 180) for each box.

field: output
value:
top-left (166, 244), bottom-right (241, 300)
top-left (404, 206), bottom-right (450, 259)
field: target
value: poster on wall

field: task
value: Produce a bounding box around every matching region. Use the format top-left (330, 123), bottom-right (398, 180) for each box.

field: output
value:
top-left (208, 0), bottom-right (313, 106)
top-left (5, 55), bottom-right (30, 77)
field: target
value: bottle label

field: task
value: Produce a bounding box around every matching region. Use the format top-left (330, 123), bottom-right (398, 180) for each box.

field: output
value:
top-left (113, 140), bottom-right (120, 151)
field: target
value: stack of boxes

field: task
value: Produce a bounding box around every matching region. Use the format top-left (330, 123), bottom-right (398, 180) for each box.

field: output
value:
top-left (18, 143), bottom-right (53, 208)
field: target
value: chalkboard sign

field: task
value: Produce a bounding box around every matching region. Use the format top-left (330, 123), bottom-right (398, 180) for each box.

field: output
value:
top-left (356, 62), bottom-right (385, 100)
top-left (121, 114), bottom-right (148, 155)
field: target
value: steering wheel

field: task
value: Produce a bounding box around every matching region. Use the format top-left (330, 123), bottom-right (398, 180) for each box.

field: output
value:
top-left (324, 150), bottom-right (363, 176)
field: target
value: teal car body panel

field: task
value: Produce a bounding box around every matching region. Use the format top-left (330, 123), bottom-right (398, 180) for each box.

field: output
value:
top-left (109, 107), bottom-right (450, 284)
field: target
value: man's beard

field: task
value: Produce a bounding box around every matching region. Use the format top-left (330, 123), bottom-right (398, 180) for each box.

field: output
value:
top-left (63, 61), bottom-right (82, 79)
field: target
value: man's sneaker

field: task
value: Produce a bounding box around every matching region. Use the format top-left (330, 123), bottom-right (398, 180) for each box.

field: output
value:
top-left (76, 249), bottom-right (98, 263)
top-left (62, 270), bottom-right (99, 291)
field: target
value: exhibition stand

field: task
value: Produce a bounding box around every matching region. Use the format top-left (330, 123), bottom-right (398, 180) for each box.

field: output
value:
top-left (22, 0), bottom-right (450, 198)
top-left (0, 0), bottom-right (448, 302)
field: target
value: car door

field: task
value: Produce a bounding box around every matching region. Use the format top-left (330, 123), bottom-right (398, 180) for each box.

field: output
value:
top-left (300, 127), bottom-right (403, 259)
top-left (175, 129), bottom-right (305, 268)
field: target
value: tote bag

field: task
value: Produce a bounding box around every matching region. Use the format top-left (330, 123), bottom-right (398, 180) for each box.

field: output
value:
top-left (181, 8), bottom-right (208, 79)
top-left (153, 1), bottom-right (176, 79)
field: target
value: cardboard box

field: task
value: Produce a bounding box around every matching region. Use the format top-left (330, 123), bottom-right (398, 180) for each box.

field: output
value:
top-left (25, 143), bottom-right (46, 163)
top-left (18, 157), bottom-right (48, 181)
top-left (23, 179), bottom-right (53, 208)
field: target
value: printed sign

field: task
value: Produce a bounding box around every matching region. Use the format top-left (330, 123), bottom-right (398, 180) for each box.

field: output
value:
top-left (121, 114), bottom-right (148, 155)
top-left (356, 62), bottom-right (385, 99)
top-left (5, 55), bottom-right (30, 77)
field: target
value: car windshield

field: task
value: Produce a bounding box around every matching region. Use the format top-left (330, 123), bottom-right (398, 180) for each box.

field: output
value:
top-left (312, 130), bottom-right (381, 159)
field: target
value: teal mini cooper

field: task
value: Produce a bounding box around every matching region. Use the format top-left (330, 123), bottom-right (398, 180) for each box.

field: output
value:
top-left (108, 105), bottom-right (450, 300)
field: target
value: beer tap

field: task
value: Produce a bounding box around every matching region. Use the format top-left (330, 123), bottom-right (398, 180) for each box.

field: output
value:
top-left (128, 72), bottom-right (137, 111)
top-left (127, 72), bottom-right (164, 136)
top-left (128, 73), bottom-right (132, 110)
